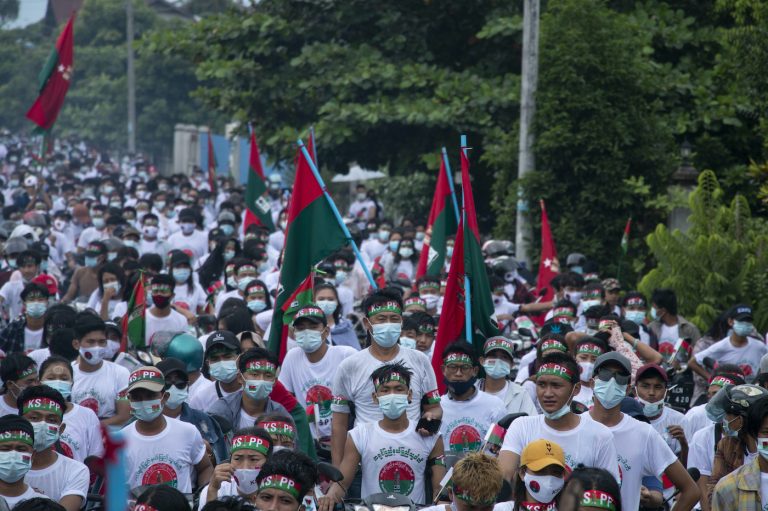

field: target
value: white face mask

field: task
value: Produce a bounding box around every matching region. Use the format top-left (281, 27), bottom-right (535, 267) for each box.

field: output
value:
top-left (523, 472), bottom-right (564, 503)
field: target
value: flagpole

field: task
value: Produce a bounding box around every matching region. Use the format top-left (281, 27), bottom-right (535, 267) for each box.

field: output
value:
top-left (441, 147), bottom-right (460, 224)
top-left (309, 126), bottom-right (318, 167)
top-left (297, 139), bottom-right (378, 290)
top-left (460, 134), bottom-right (472, 343)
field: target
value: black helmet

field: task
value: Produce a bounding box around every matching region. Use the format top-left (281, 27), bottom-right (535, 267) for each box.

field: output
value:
top-left (482, 239), bottom-right (514, 259)
top-left (706, 384), bottom-right (768, 423)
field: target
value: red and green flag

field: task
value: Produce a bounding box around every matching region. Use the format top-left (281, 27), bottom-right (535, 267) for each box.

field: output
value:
top-left (267, 144), bottom-right (348, 362)
top-left (207, 131), bottom-right (217, 195)
top-left (416, 152), bottom-right (458, 279)
top-left (244, 132), bottom-right (276, 232)
top-left (621, 217), bottom-right (631, 254)
top-left (535, 200), bottom-right (559, 303)
top-left (26, 13), bottom-right (75, 132)
top-left (120, 273), bottom-right (146, 351)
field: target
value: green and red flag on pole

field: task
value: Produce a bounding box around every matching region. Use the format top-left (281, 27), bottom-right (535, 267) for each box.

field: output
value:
top-left (207, 131), bottom-right (217, 195)
top-left (26, 13), bottom-right (75, 132)
top-left (621, 217), bottom-right (631, 254)
top-left (244, 131), bottom-right (276, 232)
top-left (120, 273), bottom-right (146, 352)
top-left (416, 151), bottom-right (458, 279)
top-left (267, 144), bottom-right (348, 362)
top-left (535, 200), bottom-right (559, 303)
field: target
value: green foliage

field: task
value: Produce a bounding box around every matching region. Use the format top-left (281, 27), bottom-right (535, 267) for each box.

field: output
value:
top-left (371, 172), bottom-right (435, 225)
top-left (639, 170), bottom-right (768, 332)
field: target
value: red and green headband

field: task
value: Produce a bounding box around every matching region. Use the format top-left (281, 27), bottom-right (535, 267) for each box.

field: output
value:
top-left (598, 320), bottom-right (614, 331)
top-left (580, 490), bottom-right (616, 511)
top-left (540, 339), bottom-right (567, 353)
top-left (444, 353), bottom-right (473, 366)
top-left (258, 421), bottom-right (295, 440)
top-left (244, 360), bottom-right (277, 375)
top-left (576, 343), bottom-right (604, 357)
top-left (418, 282), bottom-right (440, 293)
top-left (709, 375), bottom-right (736, 388)
top-left (552, 307), bottom-right (576, 318)
top-left (247, 284), bottom-right (267, 295)
top-left (404, 296), bottom-right (426, 308)
top-left (129, 368), bottom-right (165, 387)
top-left (366, 301), bottom-right (402, 318)
top-left (238, 265), bottom-right (257, 275)
top-left (17, 365), bottom-right (37, 380)
top-left (453, 484), bottom-right (496, 506)
top-left (625, 297), bottom-right (646, 307)
top-left (150, 284), bottom-right (173, 294)
top-left (583, 289), bottom-right (601, 300)
top-left (373, 371), bottom-right (409, 390)
top-left (259, 474), bottom-right (302, 500)
top-left (537, 363), bottom-right (574, 382)
top-left (22, 397), bottom-right (63, 418)
top-left (419, 323), bottom-right (435, 334)
top-left (231, 434), bottom-right (271, 455)
top-left (0, 429), bottom-right (33, 446)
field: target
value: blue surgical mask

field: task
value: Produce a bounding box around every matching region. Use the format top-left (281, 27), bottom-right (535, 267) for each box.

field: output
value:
top-left (316, 300), bottom-right (337, 318)
top-left (248, 299), bottom-right (267, 313)
top-left (593, 378), bottom-right (627, 409)
top-left (637, 396), bottom-right (665, 418)
top-left (243, 379), bottom-right (274, 400)
top-left (733, 321), bottom-right (753, 337)
top-left (131, 399), bottom-right (164, 422)
top-left (334, 271), bottom-right (348, 285)
top-left (224, 250), bottom-right (236, 262)
top-left (723, 417), bottom-right (741, 437)
top-left (625, 310), bottom-right (646, 325)
top-left (238, 276), bottom-right (255, 291)
top-left (377, 393), bottom-right (409, 420)
top-left (399, 337), bottom-right (417, 350)
top-left (757, 437), bottom-right (768, 460)
top-left (220, 224), bottom-right (235, 236)
top-left (31, 421), bottom-right (59, 451)
top-left (209, 360), bottom-right (238, 383)
top-left (389, 241), bottom-right (399, 252)
top-left (571, 265), bottom-right (583, 274)
top-left (92, 217), bottom-right (105, 229)
top-left (0, 450), bottom-right (31, 483)
top-left (295, 329), bottom-right (324, 354)
top-left (482, 359), bottom-right (511, 380)
top-left (378, 230), bottom-right (390, 242)
top-left (650, 307), bottom-right (659, 320)
top-left (84, 256), bottom-right (98, 268)
top-left (371, 323), bottom-right (402, 348)
top-left (44, 380), bottom-right (72, 400)
top-left (25, 302), bottom-right (47, 319)
top-left (172, 268), bottom-right (191, 283)
top-left (544, 386), bottom-right (575, 420)
top-left (165, 385), bottom-right (188, 409)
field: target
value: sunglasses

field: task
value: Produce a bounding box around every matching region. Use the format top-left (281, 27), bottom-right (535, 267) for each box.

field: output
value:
top-left (595, 367), bottom-right (630, 386)
top-left (166, 381), bottom-right (188, 390)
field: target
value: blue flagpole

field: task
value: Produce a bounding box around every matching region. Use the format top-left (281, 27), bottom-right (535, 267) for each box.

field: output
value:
top-left (297, 138), bottom-right (377, 289)
top-left (460, 134), bottom-right (472, 343)
top-left (309, 126), bottom-right (318, 167)
top-left (104, 428), bottom-right (128, 511)
top-left (441, 147), bottom-right (461, 224)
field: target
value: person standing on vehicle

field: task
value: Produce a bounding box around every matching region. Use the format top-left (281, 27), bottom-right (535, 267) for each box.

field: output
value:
top-left (322, 363), bottom-right (445, 508)
top-left (477, 336), bottom-right (538, 416)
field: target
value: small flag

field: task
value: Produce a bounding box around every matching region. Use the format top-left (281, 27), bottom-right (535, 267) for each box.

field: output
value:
top-left (207, 130), bottom-right (217, 195)
top-left (621, 217), bottom-right (631, 254)
top-left (535, 200), bottom-right (559, 303)
top-left (121, 274), bottom-right (146, 351)
top-left (244, 131), bottom-right (276, 232)
top-left (416, 152), bottom-right (458, 279)
top-left (484, 423), bottom-right (506, 447)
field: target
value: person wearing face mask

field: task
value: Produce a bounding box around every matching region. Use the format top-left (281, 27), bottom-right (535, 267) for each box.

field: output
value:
top-left (62, 242), bottom-right (106, 303)
top-left (199, 427), bottom-right (273, 508)
top-left (416, 277), bottom-right (442, 316)
top-left (574, 283), bottom-right (605, 328)
top-left (314, 282), bottom-right (358, 349)
top-left (382, 236), bottom-right (418, 282)
top-left (278, 305), bottom-right (356, 456)
top-left (438, 342), bottom-right (506, 455)
top-left (570, 337), bottom-right (608, 411)
top-left (256, 413), bottom-right (300, 451)
top-left (498, 352), bottom-right (619, 485)
top-left (0, 355), bottom-right (40, 416)
top-left (691, 304), bottom-right (766, 383)
top-left (0, 250), bottom-right (41, 321)
top-left (48, 211), bottom-right (75, 269)
top-left (330, 289), bottom-right (442, 467)
top-left (215, 259), bottom-right (258, 315)
top-left (348, 184), bottom-right (376, 231)
top-left (620, 291), bottom-right (654, 347)
top-left (167, 209), bottom-right (208, 261)
top-left (361, 219), bottom-right (390, 261)
top-left (139, 213), bottom-right (169, 258)
top-left (208, 348), bottom-right (292, 435)
top-left (478, 337), bottom-right (538, 416)
top-left (585, 352), bottom-right (700, 510)
top-left (38, 356), bottom-right (104, 463)
top-left (144, 273), bottom-right (190, 347)
top-left (0, 282), bottom-right (50, 355)
top-left (321, 363), bottom-right (445, 509)
top-left (511, 439), bottom-right (567, 511)
top-left (122, 365), bottom-right (213, 493)
top-left (648, 288), bottom-right (701, 354)
top-left (75, 204), bottom-right (108, 253)
top-left (156, 358), bottom-right (228, 465)
top-left (84, 262), bottom-right (124, 321)
top-left (168, 251), bottom-right (208, 314)
top-left (0, 415), bottom-right (48, 507)
top-left (267, 209), bottom-right (287, 253)
top-left (19, 385), bottom-right (89, 511)
top-left (70, 312), bottom-right (131, 426)
top-left (196, 331), bottom-right (244, 412)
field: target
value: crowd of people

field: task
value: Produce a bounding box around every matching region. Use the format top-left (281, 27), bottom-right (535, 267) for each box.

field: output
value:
top-left (0, 135), bottom-right (764, 511)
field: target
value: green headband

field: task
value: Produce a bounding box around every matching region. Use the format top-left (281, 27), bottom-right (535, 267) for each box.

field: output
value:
top-left (18, 365), bottom-right (37, 380)
top-left (0, 430), bottom-right (33, 446)
top-left (244, 360), bottom-right (277, 375)
top-left (367, 301), bottom-right (402, 318)
top-left (537, 363), bottom-right (574, 382)
top-left (552, 306), bottom-right (575, 318)
top-left (540, 340), bottom-right (567, 353)
top-left (257, 421), bottom-right (295, 440)
top-left (22, 397), bottom-right (63, 417)
top-left (373, 371), bottom-right (408, 390)
top-left (453, 484), bottom-right (496, 506)
top-left (259, 474), bottom-right (302, 499)
top-left (580, 490), bottom-right (616, 511)
top-left (576, 343), bottom-right (604, 357)
top-left (444, 353), bottom-right (473, 365)
top-left (231, 434), bottom-right (271, 455)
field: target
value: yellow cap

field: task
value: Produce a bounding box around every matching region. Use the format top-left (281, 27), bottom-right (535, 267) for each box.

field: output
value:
top-left (520, 439), bottom-right (566, 472)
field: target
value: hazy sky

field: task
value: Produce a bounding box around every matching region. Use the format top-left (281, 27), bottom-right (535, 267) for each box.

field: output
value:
top-left (6, 0), bottom-right (47, 29)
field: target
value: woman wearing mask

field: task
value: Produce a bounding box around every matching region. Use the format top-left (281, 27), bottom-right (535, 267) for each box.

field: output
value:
top-left (169, 251), bottom-right (208, 314)
top-left (571, 337), bottom-right (609, 410)
top-left (559, 466), bottom-right (622, 511)
top-left (382, 236), bottom-right (419, 283)
top-left (514, 439), bottom-right (567, 511)
top-left (38, 355), bottom-right (105, 463)
top-left (244, 280), bottom-right (272, 337)
top-left (314, 283), bottom-right (358, 350)
top-left (86, 262), bottom-right (125, 321)
top-left (200, 427), bottom-right (273, 508)
top-left (0, 354), bottom-right (38, 416)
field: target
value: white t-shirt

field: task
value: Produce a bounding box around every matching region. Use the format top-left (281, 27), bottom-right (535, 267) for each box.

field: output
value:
top-left (122, 416), bottom-right (207, 493)
top-left (172, 282), bottom-right (208, 313)
top-left (26, 452), bottom-right (90, 502)
top-left (687, 423), bottom-right (716, 476)
top-left (188, 376), bottom-right (216, 411)
top-left (574, 385), bottom-right (594, 409)
top-left (61, 403), bottom-right (106, 462)
top-left (1, 485), bottom-right (49, 507)
top-left (649, 406), bottom-right (686, 455)
top-left (349, 420), bottom-right (439, 504)
top-left (695, 336), bottom-right (768, 381)
top-left (682, 403), bottom-right (712, 441)
top-left (167, 230), bottom-right (208, 261)
top-left (584, 413), bottom-right (677, 511)
top-left (28, 347), bottom-right (51, 367)
top-left (501, 414), bottom-right (620, 481)
top-left (761, 473), bottom-right (768, 511)
top-left (439, 390), bottom-right (506, 454)
top-left (476, 380), bottom-right (539, 416)
top-left (659, 323), bottom-right (680, 347)
top-left (72, 360), bottom-right (130, 418)
top-left (85, 290), bottom-right (121, 320)
top-left (278, 345), bottom-right (357, 440)
top-left (0, 279), bottom-right (24, 319)
top-left (197, 482), bottom-right (245, 509)
top-left (0, 397), bottom-right (17, 416)
top-left (23, 326), bottom-right (44, 351)
top-left (331, 347), bottom-right (439, 424)
top-left (514, 351), bottom-right (537, 383)
top-left (215, 289), bottom-right (242, 315)
top-left (361, 238), bottom-right (387, 262)
top-left (145, 308), bottom-right (189, 346)
top-left (349, 199), bottom-right (376, 228)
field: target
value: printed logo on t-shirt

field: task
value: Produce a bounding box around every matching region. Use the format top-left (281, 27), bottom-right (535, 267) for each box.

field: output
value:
top-left (448, 424), bottom-right (482, 453)
top-left (77, 397), bottom-right (100, 415)
top-left (379, 461), bottom-right (415, 495)
top-left (141, 462), bottom-right (178, 487)
top-left (739, 363), bottom-right (754, 377)
top-left (305, 385), bottom-right (333, 426)
top-left (60, 441), bottom-right (75, 459)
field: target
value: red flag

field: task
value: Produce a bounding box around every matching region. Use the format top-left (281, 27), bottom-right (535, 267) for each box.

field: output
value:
top-left (416, 153), bottom-right (458, 279)
top-left (535, 200), bottom-right (559, 302)
top-left (120, 273), bottom-right (146, 352)
top-left (207, 131), bottom-right (217, 195)
top-left (244, 132), bottom-right (276, 232)
top-left (433, 216), bottom-right (466, 393)
top-left (26, 14), bottom-right (75, 131)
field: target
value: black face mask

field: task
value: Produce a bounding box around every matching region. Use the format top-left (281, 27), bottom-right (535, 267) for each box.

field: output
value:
top-left (151, 295), bottom-right (171, 309)
top-left (445, 377), bottom-right (477, 396)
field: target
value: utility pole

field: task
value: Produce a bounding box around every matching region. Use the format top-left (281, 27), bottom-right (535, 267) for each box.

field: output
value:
top-left (126, 0), bottom-right (136, 153)
top-left (515, 0), bottom-right (539, 267)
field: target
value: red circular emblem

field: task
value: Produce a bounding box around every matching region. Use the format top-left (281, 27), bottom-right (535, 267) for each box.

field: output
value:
top-left (141, 462), bottom-right (178, 488)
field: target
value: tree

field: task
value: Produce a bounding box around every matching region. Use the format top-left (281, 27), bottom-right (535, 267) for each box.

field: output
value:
top-left (639, 170), bottom-right (768, 332)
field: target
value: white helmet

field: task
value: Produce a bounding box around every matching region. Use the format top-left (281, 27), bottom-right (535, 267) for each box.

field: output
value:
top-left (9, 224), bottom-right (38, 242)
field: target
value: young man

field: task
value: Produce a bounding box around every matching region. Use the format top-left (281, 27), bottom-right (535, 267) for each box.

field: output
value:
top-left (417, 452), bottom-right (503, 511)
top-left (348, 184), bottom-right (376, 231)
top-left (0, 355), bottom-right (39, 416)
top-left (62, 242), bottom-right (106, 302)
top-left (649, 288), bottom-right (701, 350)
top-left (196, 330), bottom-right (244, 411)
top-left (166, 208), bottom-right (207, 261)
top-left (331, 289), bottom-right (442, 466)
top-left (255, 449), bottom-right (318, 511)
top-left (144, 273), bottom-right (189, 346)
top-left (323, 363), bottom-right (445, 508)
top-left (278, 305), bottom-right (356, 452)
top-left (122, 365), bottom-right (212, 492)
top-left (138, 213), bottom-right (168, 257)
top-left (439, 341), bottom-right (506, 454)
top-left (586, 352), bottom-right (700, 510)
top-left (477, 336), bottom-right (537, 415)
top-left (19, 385), bottom-right (89, 511)
top-left (0, 414), bottom-right (48, 506)
top-left (70, 312), bottom-right (130, 426)
top-left (0, 281), bottom-right (50, 354)
top-left (498, 352), bottom-right (619, 482)
top-left (571, 336), bottom-right (609, 410)
top-left (0, 250), bottom-right (41, 321)
top-left (635, 364), bottom-right (688, 466)
top-left (691, 305), bottom-right (766, 382)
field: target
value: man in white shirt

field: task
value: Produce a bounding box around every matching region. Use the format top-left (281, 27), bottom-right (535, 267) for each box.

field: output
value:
top-left (476, 336), bottom-right (538, 416)
top-left (166, 208), bottom-right (208, 262)
top-left (0, 250), bottom-right (41, 321)
top-left (144, 273), bottom-right (190, 346)
top-left (0, 415), bottom-right (49, 507)
top-left (347, 184), bottom-right (376, 231)
top-left (360, 220), bottom-right (390, 262)
top-left (76, 204), bottom-right (108, 252)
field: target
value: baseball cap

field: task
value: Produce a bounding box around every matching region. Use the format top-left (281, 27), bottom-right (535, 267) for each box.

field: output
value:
top-left (23, 176), bottom-right (37, 187)
top-left (292, 304), bottom-right (327, 326)
top-left (601, 278), bottom-right (620, 291)
top-left (731, 304), bottom-right (753, 322)
top-left (32, 274), bottom-right (58, 297)
top-left (127, 366), bottom-right (166, 393)
top-left (156, 357), bottom-right (189, 381)
top-left (635, 363), bottom-right (668, 383)
top-left (594, 352), bottom-right (631, 376)
top-left (483, 336), bottom-right (516, 359)
top-left (520, 439), bottom-right (567, 471)
top-left (205, 330), bottom-right (239, 354)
